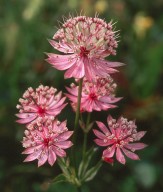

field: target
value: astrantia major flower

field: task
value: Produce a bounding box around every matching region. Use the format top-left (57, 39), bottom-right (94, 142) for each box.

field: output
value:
top-left (66, 76), bottom-right (121, 112)
top-left (94, 115), bottom-right (147, 164)
top-left (16, 85), bottom-right (67, 125)
top-left (46, 15), bottom-right (123, 81)
top-left (22, 120), bottom-right (73, 167)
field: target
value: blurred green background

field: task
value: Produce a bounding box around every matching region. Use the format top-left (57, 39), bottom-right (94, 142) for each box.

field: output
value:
top-left (0, 0), bottom-right (163, 191)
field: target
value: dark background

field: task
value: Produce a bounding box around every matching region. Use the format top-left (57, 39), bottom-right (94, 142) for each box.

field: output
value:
top-left (0, 0), bottom-right (163, 191)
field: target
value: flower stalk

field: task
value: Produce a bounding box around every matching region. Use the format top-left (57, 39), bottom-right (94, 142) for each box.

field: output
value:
top-left (72, 78), bottom-right (83, 145)
top-left (71, 78), bottom-right (83, 171)
top-left (82, 113), bottom-right (91, 158)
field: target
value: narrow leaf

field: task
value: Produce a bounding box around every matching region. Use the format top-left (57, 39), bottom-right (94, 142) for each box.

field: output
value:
top-left (83, 161), bottom-right (102, 182)
top-left (51, 174), bottom-right (67, 184)
top-left (78, 147), bottom-right (97, 178)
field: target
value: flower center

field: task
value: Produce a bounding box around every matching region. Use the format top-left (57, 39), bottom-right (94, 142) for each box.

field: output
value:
top-left (89, 93), bottom-right (97, 100)
top-left (79, 46), bottom-right (90, 58)
top-left (37, 107), bottom-right (45, 116)
top-left (43, 138), bottom-right (50, 146)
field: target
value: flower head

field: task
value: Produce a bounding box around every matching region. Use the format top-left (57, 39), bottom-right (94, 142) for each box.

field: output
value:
top-left (94, 115), bottom-right (147, 164)
top-left (46, 15), bottom-right (123, 81)
top-left (16, 85), bottom-right (67, 125)
top-left (66, 76), bottom-right (121, 112)
top-left (22, 120), bottom-right (73, 167)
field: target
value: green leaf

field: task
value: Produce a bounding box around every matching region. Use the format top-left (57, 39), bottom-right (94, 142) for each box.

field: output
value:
top-left (57, 158), bottom-right (71, 177)
top-left (79, 119), bottom-right (86, 130)
top-left (83, 161), bottom-right (102, 182)
top-left (86, 122), bottom-right (94, 133)
top-left (78, 147), bottom-right (97, 179)
top-left (51, 174), bottom-right (67, 184)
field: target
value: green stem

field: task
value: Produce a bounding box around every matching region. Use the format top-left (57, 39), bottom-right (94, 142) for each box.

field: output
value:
top-left (71, 78), bottom-right (83, 169)
top-left (72, 78), bottom-right (83, 145)
top-left (82, 133), bottom-right (87, 158)
top-left (82, 113), bottom-right (91, 158)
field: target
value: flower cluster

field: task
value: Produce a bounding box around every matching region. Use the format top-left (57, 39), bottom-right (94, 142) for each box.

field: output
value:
top-left (16, 15), bottom-right (147, 171)
top-left (46, 16), bottom-right (123, 81)
top-left (66, 76), bottom-right (121, 112)
top-left (94, 115), bottom-right (147, 164)
top-left (16, 85), bottom-right (73, 166)
top-left (16, 85), bottom-right (67, 125)
top-left (22, 120), bottom-right (73, 167)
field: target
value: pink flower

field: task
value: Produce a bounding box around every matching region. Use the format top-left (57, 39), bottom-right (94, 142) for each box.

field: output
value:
top-left (66, 76), bottom-right (121, 112)
top-left (93, 115), bottom-right (147, 164)
top-left (22, 120), bottom-right (73, 167)
top-left (16, 85), bottom-right (67, 125)
top-left (46, 16), bottom-right (123, 81)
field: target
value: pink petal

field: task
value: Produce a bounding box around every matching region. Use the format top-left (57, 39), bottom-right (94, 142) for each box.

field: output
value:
top-left (107, 115), bottom-right (115, 133)
top-left (48, 92), bottom-right (62, 108)
top-left (46, 95), bottom-right (55, 105)
top-left (52, 146), bottom-right (66, 157)
top-left (84, 58), bottom-right (96, 81)
top-left (38, 149), bottom-right (48, 167)
top-left (23, 106), bottom-right (38, 112)
top-left (52, 120), bottom-right (67, 133)
top-left (96, 121), bottom-right (110, 134)
top-left (95, 59), bottom-right (124, 69)
top-left (116, 148), bottom-right (126, 164)
top-left (99, 96), bottom-right (122, 104)
top-left (125, 143), bottom-right (147, 151)
top-left (23, 147), bottom-right (42, 162)
top-left (16, 115), bottom-right (37, 124)
top-left (103, 145), bottom-right (116, 158)
top-left (48, 39), bottom-right (73, 53)
top-left (105, 61), bottom-right (124, 67)
top-left (16, 113), bottom-right (36, 118)
top-left (93, 129), bottom-right (107, 139)
top-left (64, 59), bottom-right (85, 79)
top-left (56, 131), bottom-right (73, 141)
top-left (48, 147), bottom-right (57, 166)
top-left (92, 100), bottom-right (102, 111)
top-left (136, 131), bottom-right (147, 140)
top-left (65, 93), bottom-right (77, 103)
top-left (94, 138), bottom-right (114, 146)
top-left (65, 87), bottom-right (78, 96)
top-left (122, 148), bottom-right (140, 160)
top-left (22, 144), bottom-right (43, 155)
top-left (46, 53), bottom-right (76, 70)
top-left (56, 141), bottom-right (73, 149)
top-left (46, 104), bottom-right (67, 115)
top-left (48, 97), bottom-right (66, 109)
top-left (80, 99), bottom-right (94, 112)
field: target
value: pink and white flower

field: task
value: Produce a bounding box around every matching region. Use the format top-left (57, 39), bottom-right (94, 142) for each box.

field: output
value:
top-left (46, 16), bottom-right (123, 81)
top-left (22, 120), bottom-right (73, 167)
top-left (66, 76), bottom-right (121, 112)
top-left (94, 115), bottom-right (147, 164)
top-left (16, 85), bottom-right (67, 125)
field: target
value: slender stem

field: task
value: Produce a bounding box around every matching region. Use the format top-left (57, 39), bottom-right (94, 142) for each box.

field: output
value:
top-left (71, 78), bottom-right (83, 169)
top-left (82, 133), bottom-right (87, 158)
top-left (82, 113), bottom-right (91, 158)
top-left (72, 78), bottom-right (83, 145)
